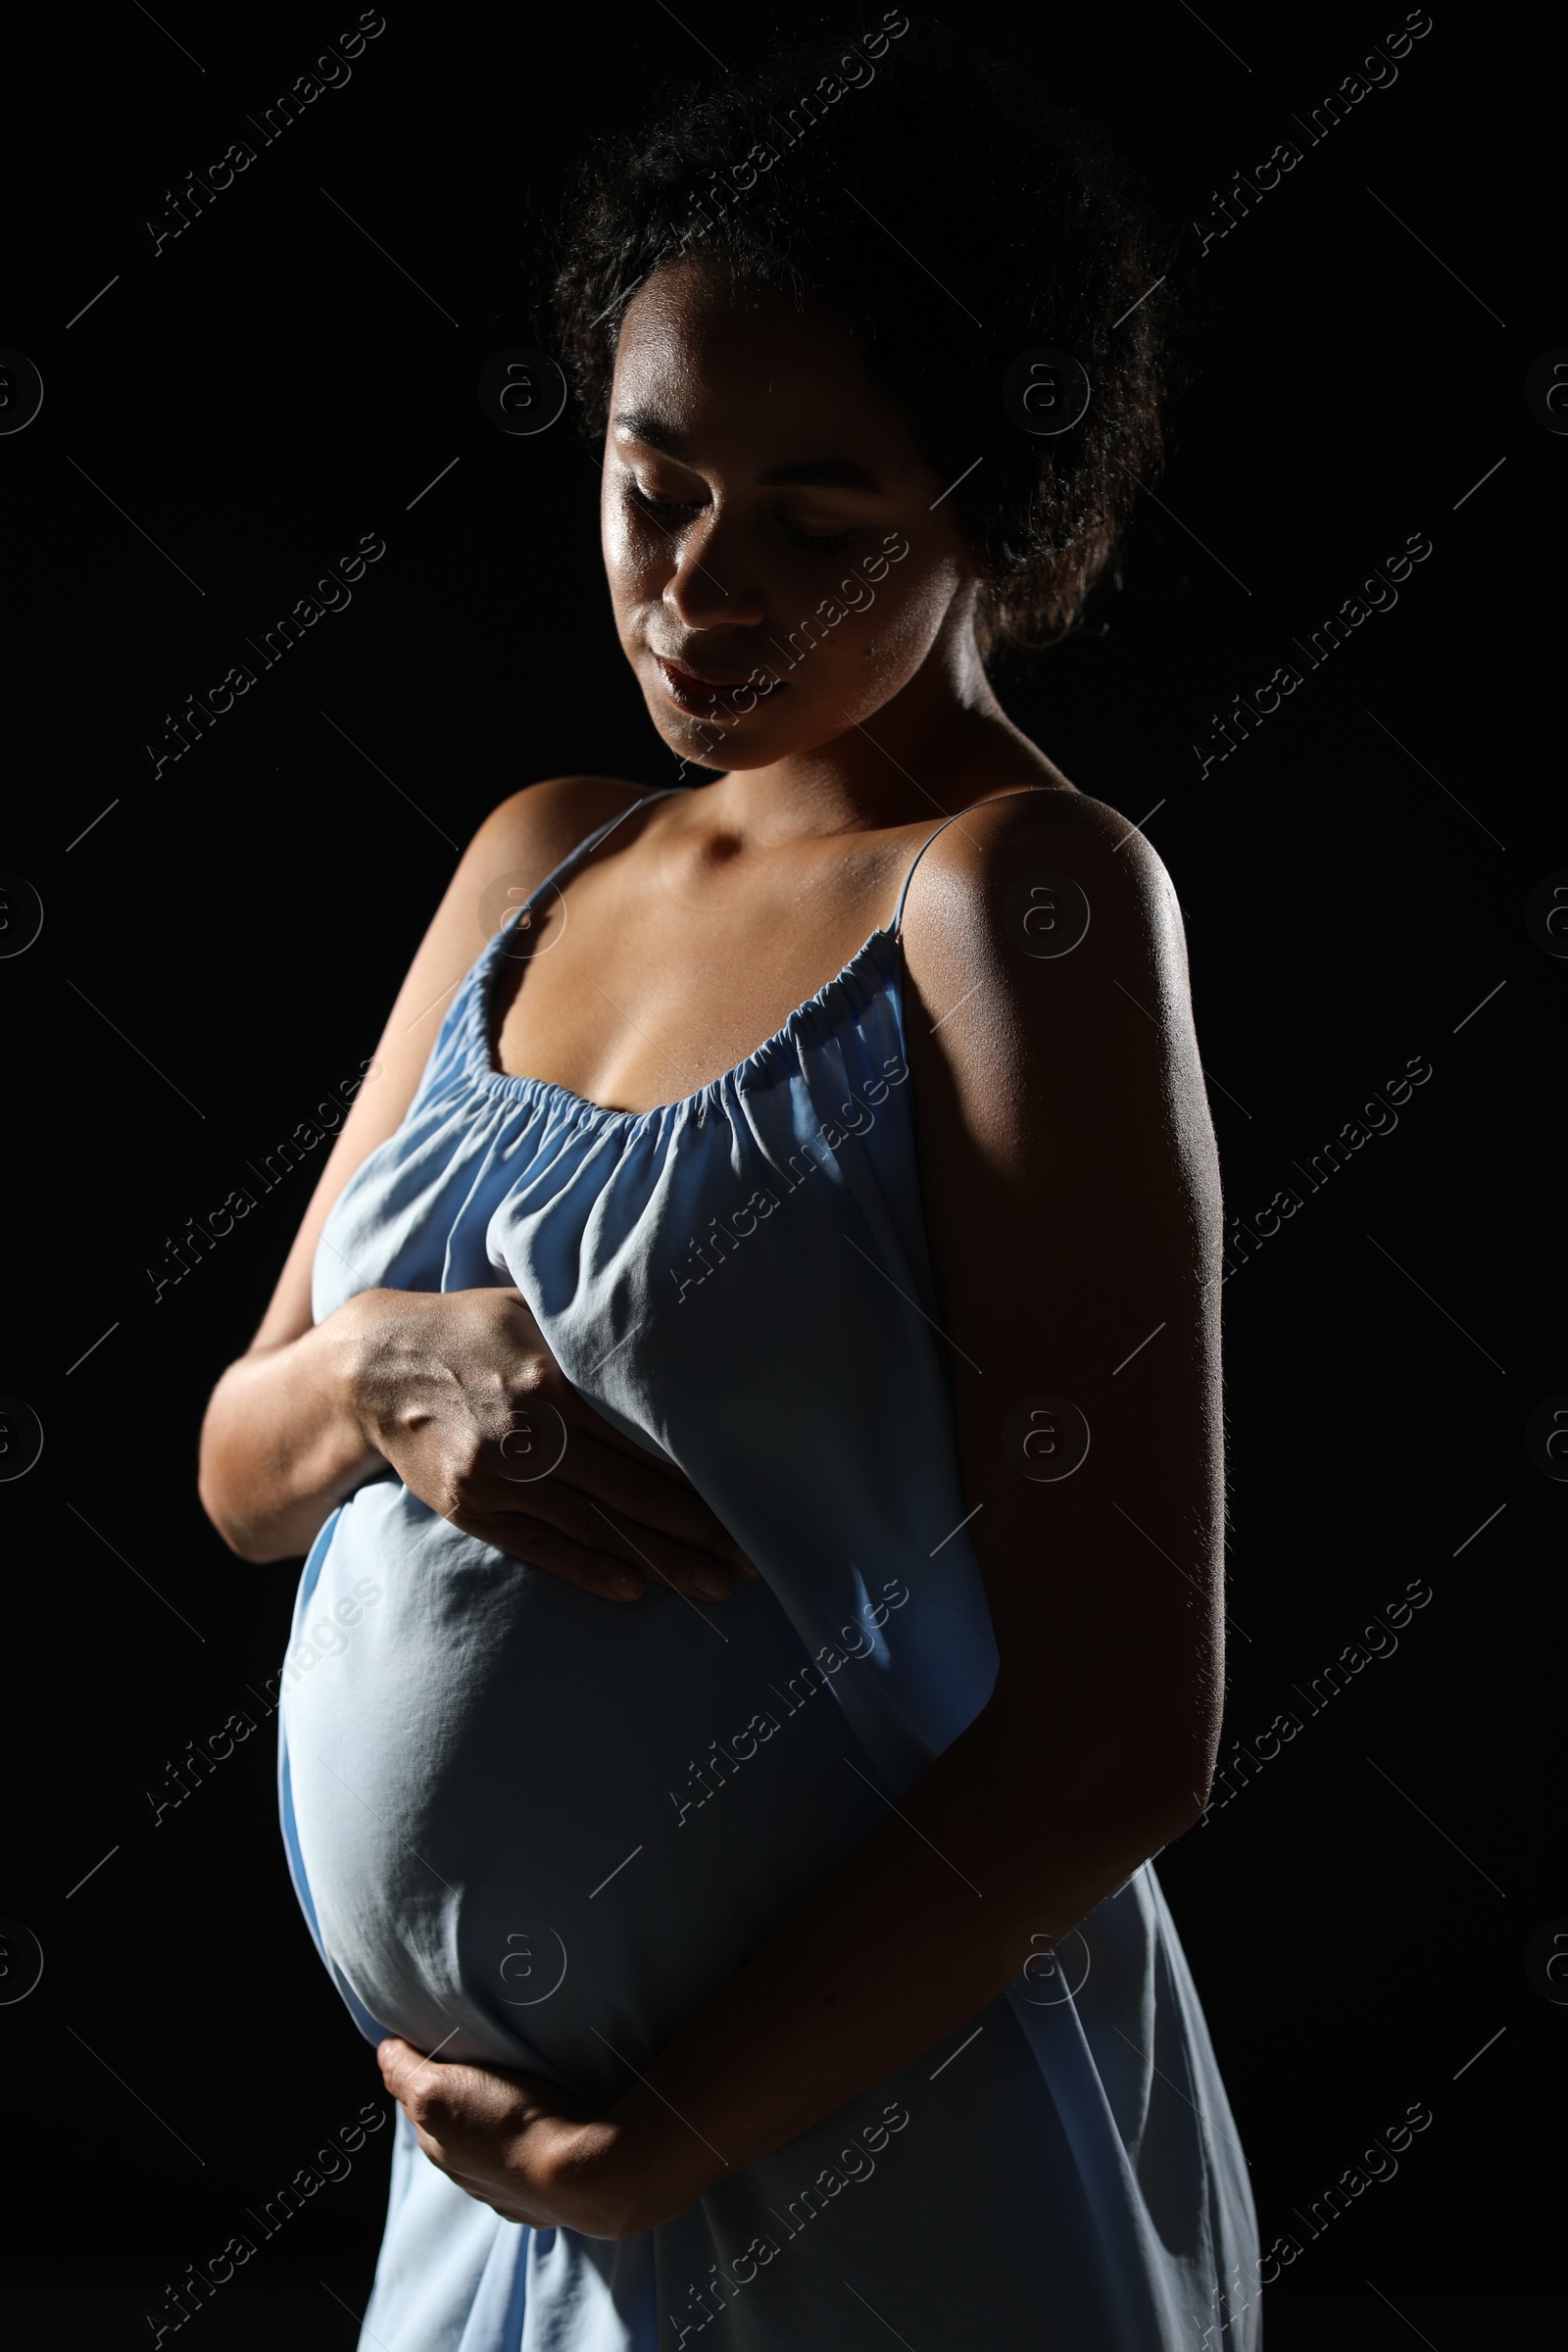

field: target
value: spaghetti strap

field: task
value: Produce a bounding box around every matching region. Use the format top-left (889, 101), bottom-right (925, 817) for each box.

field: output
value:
top-left (890, 785), bottom-right (1049, 938)
top-left (506, 785), bottom-right (687, 934)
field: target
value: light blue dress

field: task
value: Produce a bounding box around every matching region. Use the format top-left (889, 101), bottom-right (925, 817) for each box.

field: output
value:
top-left (279, 786), bottom-right (1259, 2351)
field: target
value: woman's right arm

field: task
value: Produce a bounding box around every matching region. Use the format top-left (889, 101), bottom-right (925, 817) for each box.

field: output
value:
top-left (197, 778), bottom-right (755, 1601)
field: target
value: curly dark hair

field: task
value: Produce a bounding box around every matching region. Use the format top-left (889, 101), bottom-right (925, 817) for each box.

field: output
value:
top-left (548, 14), bottom-right (1178, 664)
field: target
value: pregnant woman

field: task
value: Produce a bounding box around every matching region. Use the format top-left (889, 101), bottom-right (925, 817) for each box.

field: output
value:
top-left (200, 26), bottom-right (1258, 2351)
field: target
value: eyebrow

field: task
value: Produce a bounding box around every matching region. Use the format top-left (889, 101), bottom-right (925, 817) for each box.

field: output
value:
top-left (612, 408), bottom-right (886, 494)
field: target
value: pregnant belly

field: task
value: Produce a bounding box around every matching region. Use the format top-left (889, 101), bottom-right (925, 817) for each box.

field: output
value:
top-left (280, 1482), bottom-right (888, 2098)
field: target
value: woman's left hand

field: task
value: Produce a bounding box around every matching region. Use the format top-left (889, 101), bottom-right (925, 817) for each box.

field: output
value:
top-left (375, 2037), bottom-right (685, 2239)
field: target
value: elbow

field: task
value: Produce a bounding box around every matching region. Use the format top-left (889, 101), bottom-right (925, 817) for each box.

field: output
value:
top-left (1090, 1734), bottom-right (1217, 1860)
top-left (197, 1463), bottom-right (259, 1561)
top-left (196, 1414), bottom-right (270, 1563)
top-left (1142, 1776), bottom-right (1211, 1848)
top-left (1136, 1719), bottom-right (1222, 1848)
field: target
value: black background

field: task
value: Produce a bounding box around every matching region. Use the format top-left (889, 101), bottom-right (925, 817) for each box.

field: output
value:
top-left (2, 1), bottom-right (1558, 2343)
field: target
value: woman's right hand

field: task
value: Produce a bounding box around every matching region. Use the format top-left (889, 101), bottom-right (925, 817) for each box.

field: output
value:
top-left (344, 1284), bottom-right (758, 1604)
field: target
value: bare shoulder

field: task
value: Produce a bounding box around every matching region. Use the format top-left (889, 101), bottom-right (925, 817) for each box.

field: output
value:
top-left (464, 774), bottom-right (655, 928)
top-left (901, 780), bottom-right (1183, 969)
top-left (898, 778), bottom-right (1211, 1197)
top-left (239, 773), bottom-right (655, 1353)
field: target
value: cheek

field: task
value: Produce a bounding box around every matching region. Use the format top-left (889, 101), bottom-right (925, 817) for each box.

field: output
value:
top-left (603, 514), bottom-right (668, 613)
top-left (844, 558), bottom-right (959, 676)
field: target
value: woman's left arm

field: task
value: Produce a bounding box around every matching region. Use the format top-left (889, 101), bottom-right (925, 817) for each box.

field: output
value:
top-left (380, 789), bottom-right (1226, 2234)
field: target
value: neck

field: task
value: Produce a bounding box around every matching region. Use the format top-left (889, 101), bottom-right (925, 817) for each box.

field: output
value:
top-left (707, 605), bottom-right (1041, 845)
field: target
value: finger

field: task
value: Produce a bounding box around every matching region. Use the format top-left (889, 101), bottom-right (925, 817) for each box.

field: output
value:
top-left (446, 1506), bottom-right (648, 1601)
top-left (376, 2040), bottom-right (516, 2136)
top-left (522, 1426), bottom-right (757, 1576)
top-left (546, 1419), bottom-right (762, 1578)
top-left (463, 1463), bottom-right (748, 1600)
top-left (377, 2035), bottom-right (451, 2107)
top-left (486, 1479), bottom-right (738, 1602)
top-left (575, 1494), bottom-right (739, 1603)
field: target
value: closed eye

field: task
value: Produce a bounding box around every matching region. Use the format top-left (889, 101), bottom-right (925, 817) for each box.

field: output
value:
top-left (625, 482), bottom-right (854, 555)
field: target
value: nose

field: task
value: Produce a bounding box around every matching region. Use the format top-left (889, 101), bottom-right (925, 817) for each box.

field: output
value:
top-left (662, 510), bottom-right (768, 636)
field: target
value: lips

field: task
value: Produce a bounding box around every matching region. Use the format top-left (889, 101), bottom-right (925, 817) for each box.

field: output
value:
top-left (652, 654), bottom-right (787, 711)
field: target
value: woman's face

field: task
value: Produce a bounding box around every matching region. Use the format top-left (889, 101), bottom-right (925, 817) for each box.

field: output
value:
top-left (601, 258), bottom-right (984, 769)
